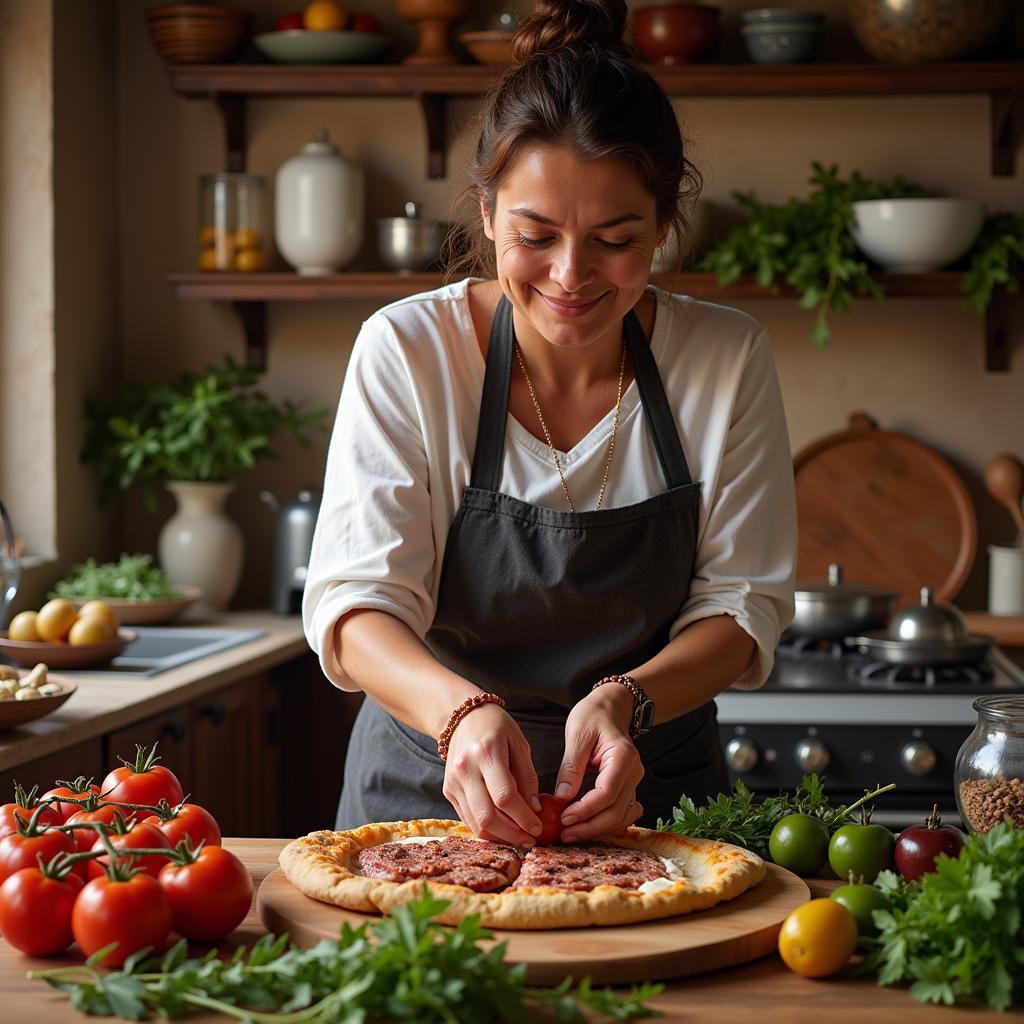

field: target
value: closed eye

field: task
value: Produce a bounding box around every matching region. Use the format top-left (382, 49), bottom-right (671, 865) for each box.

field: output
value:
top-left (516, 234), bottom-right (635, 250)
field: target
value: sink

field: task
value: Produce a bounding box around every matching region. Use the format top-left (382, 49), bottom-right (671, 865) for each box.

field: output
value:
top-left (64, 626), bottom-right (267, 676)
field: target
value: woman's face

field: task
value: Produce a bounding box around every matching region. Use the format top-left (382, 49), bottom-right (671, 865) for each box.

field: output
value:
top-left (482, 145), bottom-right (663, 352)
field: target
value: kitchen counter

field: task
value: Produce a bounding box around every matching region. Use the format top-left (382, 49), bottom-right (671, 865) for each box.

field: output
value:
top-left (2, 838), bottom-right (1017, 1023)
top-left (0, 612), bottom-right (308, 773)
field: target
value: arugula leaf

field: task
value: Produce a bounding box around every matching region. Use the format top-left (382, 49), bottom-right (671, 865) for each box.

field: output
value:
top-left (30, 889), bottom-right (662, 1022)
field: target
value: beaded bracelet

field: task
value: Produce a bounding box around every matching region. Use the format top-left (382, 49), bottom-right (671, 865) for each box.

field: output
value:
top-left (591, 673), bottom-right (649, 739)
top-left (437, 693), bottom-right (507, 762)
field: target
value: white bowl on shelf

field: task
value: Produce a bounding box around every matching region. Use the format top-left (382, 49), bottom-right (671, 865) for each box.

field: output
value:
top-left (851, 198), bottom-right (984, 274)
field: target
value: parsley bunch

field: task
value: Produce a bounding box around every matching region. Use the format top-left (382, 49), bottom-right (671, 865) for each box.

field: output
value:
top-left (657, 775), bottom-right (893, 858)
top-left (52, 553), bottom-right (179, 601)
top-left (33, 889), bottom-right (662, 1023)
top-left (866, 820), bottom-right (1024, 1011)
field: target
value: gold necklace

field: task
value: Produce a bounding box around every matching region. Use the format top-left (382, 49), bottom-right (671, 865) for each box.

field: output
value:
top-left (514, 339), bottom-right (627, 513)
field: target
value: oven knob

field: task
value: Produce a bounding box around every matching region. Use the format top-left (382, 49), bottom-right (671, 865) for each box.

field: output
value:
top-left (725, 737), bottom-right (759, 773)
top-left (794, 739), bottom-right (830, 773)
top-left (900, 741), bottom-right (937, 777)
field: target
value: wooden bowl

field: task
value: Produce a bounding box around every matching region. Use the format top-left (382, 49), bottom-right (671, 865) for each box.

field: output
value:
top-left (144, 2), bottom-right (252, 65)
top-left (632, 3), bottom-right (721, 65)
top-left (0, 629), bottom-right (137, 670)
top-left (0, 670), bottom-right (77, 730)
top-left (459, 30), bottom-right (514, 65)
top-left (65, 586), bottom-right (202, 626)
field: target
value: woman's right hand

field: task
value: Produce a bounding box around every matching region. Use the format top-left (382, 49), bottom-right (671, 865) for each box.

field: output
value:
top-left (442, 703), bottom-right (543, 846)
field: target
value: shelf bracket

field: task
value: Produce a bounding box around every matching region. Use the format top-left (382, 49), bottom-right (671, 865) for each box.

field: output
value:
top-left (231, 301), bottom-right (267, 371)
top-left (985, 291), bottom-right (1014, 372)
top-left (215, 93), bottom-right (248, 173)
top-left (990, 88), bottom-right (1021, 177)
top-left (418, 93), bottom-right (447, 179)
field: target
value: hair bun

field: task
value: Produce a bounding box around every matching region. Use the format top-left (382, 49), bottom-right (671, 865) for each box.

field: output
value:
top-left (511, 0), bottom-right (629, 63)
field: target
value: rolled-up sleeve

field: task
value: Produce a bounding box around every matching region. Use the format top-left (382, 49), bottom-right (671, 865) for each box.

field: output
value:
top-left (302, 315), bottom-right (437, 691)
top-left (669, 329), bottom-right (796, 689)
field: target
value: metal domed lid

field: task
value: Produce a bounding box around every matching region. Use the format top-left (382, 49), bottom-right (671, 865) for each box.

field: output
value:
top-left (886, 585), bottom-right (970, 644)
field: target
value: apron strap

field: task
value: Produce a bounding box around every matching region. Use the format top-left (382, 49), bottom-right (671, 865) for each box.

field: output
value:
top-left (470, 293), bottom-right (693, 492)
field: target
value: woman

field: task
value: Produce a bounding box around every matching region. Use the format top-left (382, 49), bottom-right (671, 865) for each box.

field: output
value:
top-left (303, 0), bottom-right (796, 848)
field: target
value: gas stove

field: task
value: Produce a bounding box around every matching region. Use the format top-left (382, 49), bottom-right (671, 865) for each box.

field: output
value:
top-left (715, 639), bottom-right (1024, 828)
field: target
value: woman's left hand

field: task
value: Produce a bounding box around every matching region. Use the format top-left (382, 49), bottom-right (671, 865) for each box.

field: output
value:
top-left (553, 685), bottom-right (645, 842)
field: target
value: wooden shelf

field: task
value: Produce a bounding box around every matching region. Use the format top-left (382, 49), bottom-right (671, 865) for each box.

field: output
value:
top-left (167, 271), bottom-right (1017, 373)
top-left (166, 60), bottom-right (1024, 177)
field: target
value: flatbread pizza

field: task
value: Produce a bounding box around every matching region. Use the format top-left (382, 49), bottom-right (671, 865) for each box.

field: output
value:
top-left (279, 818), bottom-right (766, 929)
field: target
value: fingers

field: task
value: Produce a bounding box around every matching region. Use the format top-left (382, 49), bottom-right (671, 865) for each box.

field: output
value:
top-left (561, 742), bottom-right (643, 842)
top-left (459, 766), bottom-right (539, 846)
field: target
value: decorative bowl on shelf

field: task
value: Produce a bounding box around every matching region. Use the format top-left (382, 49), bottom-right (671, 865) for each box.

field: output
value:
top-left (632, 3), bottom-right (721, 65)
top-left (740, 10), bottom-right (823, 64)
top-left (851, 198), bottom-right (985, 273)
top-left (397, 0), bottom-right (473, 65)
top-left (65, 586), bottom-right (202, 626)
top-left (144, 2), bottom-right (252, 65)
top-left (0, 670), bottom-right (77, 731)
top-left (848, 0), bottom-right (1009, 63)
top-left (253, 30), bottom-right (391, 64)
top-left (458, 30), bottom-right (515, 65)
top-left (0, 629), bottom-right (138, 670)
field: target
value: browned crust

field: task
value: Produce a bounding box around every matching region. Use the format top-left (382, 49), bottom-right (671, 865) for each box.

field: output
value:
top-left (279, 819), bottom-right (766, 930)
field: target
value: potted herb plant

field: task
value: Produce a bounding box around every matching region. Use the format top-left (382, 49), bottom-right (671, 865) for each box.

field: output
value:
top-left (82, 356), bottom-right (327, 610)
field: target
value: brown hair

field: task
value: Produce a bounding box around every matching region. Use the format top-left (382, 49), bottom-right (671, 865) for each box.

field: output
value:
top-left (443, 0), bottom-right (702, 279)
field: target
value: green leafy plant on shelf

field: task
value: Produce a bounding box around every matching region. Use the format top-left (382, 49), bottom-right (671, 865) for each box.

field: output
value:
top-left (699, 161), bottom-right (1024, 348)
top-left (82, 356), bottom-right (328, 511)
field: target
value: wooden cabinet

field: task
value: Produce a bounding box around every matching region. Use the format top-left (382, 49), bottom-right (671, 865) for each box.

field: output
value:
top-left (0, 738), bottom-right (104, 799)
top-left (105, 706), bottom-right (193, 801)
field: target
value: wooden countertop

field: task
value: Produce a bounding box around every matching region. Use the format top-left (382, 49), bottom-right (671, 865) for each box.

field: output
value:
top-left (3, 838), bottom-right (1017, 1023)
top-left (0, 612), bottom-right (308, 772)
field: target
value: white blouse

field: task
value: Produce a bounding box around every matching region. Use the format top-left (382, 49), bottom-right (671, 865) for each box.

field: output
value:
top-left (303, 278), bottom-right (797, 693)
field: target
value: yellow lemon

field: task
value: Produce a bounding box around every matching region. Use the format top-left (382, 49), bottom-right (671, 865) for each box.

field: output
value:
top-left (235, 248), bottom-right (266, 272)
top-left (198, 248), bottom-right (218, 271)
top-left (8, 610), bottom-right (42, 642)
top-left (36, 599), bottom-right (79, 643)
top-left (304, 0), bottom-right (346, 31)
top-left (68, 614), bottom-right (116, 647)
top-left (77, 600), bottom-right (119, 633)
top-left (234, 228), bottom-right (262, 250)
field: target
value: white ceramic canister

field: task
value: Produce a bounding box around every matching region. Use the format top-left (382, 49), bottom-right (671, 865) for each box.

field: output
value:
top-left (275, 128), bottom-right (364, 275)
top-left (988, 543), bottom-right (1024, 615)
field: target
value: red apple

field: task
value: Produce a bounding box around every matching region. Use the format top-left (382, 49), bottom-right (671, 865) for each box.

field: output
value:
top-left (274, 11), bottom-right (305, 31)
top-left (348, 11), bottom-right (381, 33)
top-left (894, 804), bottom-right (966, 882)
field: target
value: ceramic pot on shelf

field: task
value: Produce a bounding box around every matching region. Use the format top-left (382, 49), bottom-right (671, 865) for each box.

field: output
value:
top-left (158, 481), bottom-right (244, 612)
top-left (396, 0), bottom-right (473, 65)
top-left (275, 129), bottom-right (364, 275)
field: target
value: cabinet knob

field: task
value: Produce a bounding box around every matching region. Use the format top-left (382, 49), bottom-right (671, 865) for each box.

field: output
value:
top-left (202, 703), bottom-right (227, 726)
top-left (900, 741), bottom-right (937, 777)
top-left (725, 737), bottom-right (759, 773)
top-left (162, 719), bottom-right (186, 743)
top-left (794, 738), bottom-right (830, 774)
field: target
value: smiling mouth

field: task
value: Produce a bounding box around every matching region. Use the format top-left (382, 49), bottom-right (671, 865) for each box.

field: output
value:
top-left (537, 291), bottom-right (606, 314)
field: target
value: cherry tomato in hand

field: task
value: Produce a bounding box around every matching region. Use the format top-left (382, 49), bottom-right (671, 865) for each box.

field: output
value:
top-left (101, 744), bottom-right (184, 809)
top-left (0, 866), bottom-right (83, 956)
top-left (0, 827), bottom-right (76, 884)
top-left (894, 804), bottom-right (965, 882)
top-left (158, 846), bottom-right (253, 940)
top-left (43, 778), bottom-right (101, 822)
top-left (72, 873), bottom-right (172, 967)
top-left (88, 821), bottom-right (172, 880)
top-left (536, 794), bottom-right (568, 846)
top-left (141, 803), bottom-right (221, 850)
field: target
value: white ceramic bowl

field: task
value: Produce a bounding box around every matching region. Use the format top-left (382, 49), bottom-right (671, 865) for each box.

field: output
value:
top-left (851, 198), bottom-right (984, 273)
top-left (253, 30), bottom-right (390, 64)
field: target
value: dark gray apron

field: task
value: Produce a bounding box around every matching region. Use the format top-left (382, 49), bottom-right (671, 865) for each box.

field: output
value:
top-left (337, 294), bottom-right (729, 829)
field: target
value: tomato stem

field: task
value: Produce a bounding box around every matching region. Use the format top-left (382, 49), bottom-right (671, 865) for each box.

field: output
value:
top-left (117, 741), bottom-right (164, 776)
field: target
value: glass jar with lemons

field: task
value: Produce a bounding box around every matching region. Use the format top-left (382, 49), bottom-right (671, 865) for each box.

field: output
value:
top-left (198, 172), bottom-right (267, 272)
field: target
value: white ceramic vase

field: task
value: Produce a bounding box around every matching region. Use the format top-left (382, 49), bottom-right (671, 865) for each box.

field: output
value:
top-left (158, 481), bottom-right (244, 611)
top-left (275, 128), bottom-right (364, 275)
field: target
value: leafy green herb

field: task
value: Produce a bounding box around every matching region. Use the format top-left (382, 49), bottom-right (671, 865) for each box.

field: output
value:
top-left (52, 553), bottom-right (179, 601)
top-left (31, 889), bottom-right (663, 1022)
top-left (961, 211), bottom-right (1024, 312)
top-left (865, 820), bottom-right (1024, 1011)
top-left (657, 775), bottom-right (894, 859)
top-left (82, 355), bottom-right (327, 510)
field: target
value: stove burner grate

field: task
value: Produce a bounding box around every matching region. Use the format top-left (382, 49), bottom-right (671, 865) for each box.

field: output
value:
top-left (778, 635), bottom-right (855, 662)
top-left (851, 660), bottom-right (994, 687)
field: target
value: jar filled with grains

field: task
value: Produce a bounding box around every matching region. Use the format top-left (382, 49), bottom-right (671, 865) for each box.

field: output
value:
top-left (955, 695), bottom-right (1024, 833)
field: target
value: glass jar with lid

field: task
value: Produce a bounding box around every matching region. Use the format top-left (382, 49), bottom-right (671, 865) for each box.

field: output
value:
top-left (198, 172), bottom-right (266, 272)
top-left (954, 695), bottom-right (1024, 833)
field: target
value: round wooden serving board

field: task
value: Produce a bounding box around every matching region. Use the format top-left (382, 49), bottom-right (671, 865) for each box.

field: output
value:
top-left (257, 863), bottom-right (809, 985)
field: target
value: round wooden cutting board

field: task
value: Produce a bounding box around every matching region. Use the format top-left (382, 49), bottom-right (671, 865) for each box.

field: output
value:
top-left (257, 863), bottom-right (809, 985)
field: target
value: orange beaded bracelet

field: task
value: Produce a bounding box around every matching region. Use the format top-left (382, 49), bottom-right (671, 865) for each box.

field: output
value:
top-left (437, 693), bottom-right (507, 762)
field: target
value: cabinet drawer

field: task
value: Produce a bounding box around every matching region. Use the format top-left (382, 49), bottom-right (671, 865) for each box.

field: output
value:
top-left (0, 738), bottom-right (105, 800)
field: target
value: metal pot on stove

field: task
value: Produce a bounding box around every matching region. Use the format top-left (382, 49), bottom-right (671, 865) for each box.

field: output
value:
top-left (788, 563), bottom-right (898, 640)
top-left (852, 585), bottom-right (995, 666)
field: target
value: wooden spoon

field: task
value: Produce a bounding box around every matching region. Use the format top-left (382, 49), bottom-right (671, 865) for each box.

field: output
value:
top-left (983, 454), bottom-right (1024, 543)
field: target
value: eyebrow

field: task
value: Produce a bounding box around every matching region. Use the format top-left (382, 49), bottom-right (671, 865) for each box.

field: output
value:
top-left (507, 207), bottom-right (644, 229)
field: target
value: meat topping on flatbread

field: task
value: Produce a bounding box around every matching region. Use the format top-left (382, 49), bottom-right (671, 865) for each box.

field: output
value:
top-left (357, 837), bottom-right (521, 892)
top-left (513, 842), bottom-right (667, 891)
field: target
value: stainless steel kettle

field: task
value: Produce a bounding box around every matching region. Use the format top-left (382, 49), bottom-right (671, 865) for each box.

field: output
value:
top-left (260, 488), bottom-right (321, 615)
top-left (0, 501), bottom-right (20, 629)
